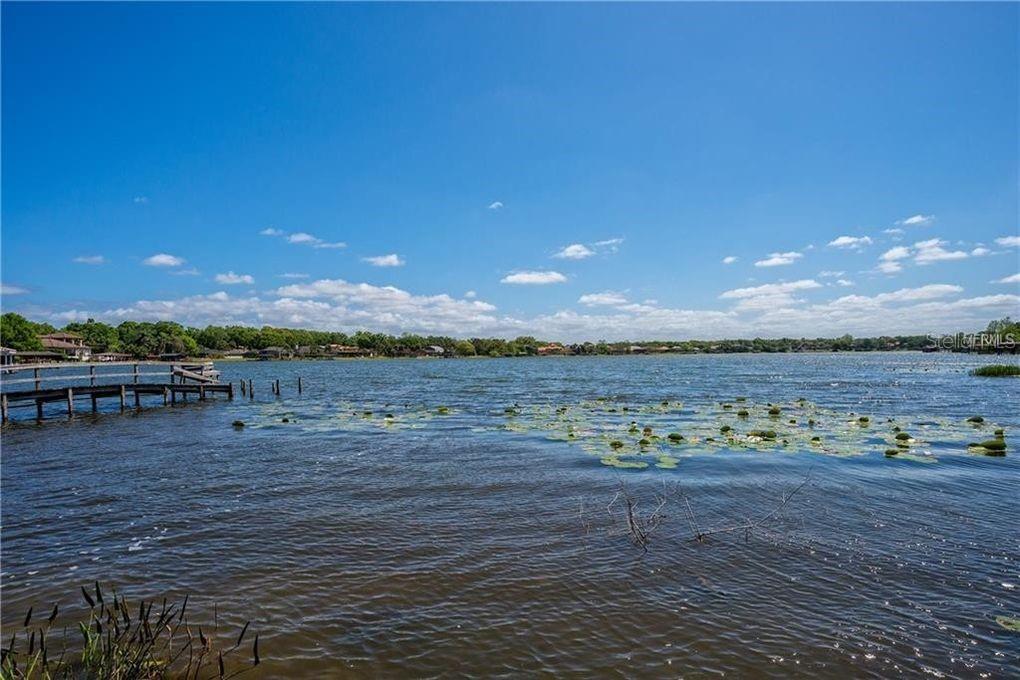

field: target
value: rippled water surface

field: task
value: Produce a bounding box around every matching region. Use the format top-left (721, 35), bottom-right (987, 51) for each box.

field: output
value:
top-left (3, 354), bottom-right (1019, 677)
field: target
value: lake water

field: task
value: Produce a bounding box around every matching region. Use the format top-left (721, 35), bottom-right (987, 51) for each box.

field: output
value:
top-left (2, 353), bottom-right (1019, 677)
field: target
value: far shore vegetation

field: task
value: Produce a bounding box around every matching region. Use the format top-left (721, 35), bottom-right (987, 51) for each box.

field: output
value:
top-left (1, 312), bottom-right (1017, 361)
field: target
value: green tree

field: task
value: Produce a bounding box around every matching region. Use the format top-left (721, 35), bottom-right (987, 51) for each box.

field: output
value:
top-left (0, 312), bottom-right (50, 350)
top-left (63, 319), bottom-right (120, 352)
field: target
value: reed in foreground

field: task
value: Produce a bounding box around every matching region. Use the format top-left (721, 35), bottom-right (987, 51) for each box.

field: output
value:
top-left (0, 582), bottom-right (259, 680)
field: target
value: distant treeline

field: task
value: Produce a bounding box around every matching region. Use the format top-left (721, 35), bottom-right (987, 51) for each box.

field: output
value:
top-left (1, 312), bottom-right (1016, 359)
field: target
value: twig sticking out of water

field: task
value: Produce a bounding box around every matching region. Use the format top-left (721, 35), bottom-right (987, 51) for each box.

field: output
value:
top-left (676, 471), bottom-right (813, 543)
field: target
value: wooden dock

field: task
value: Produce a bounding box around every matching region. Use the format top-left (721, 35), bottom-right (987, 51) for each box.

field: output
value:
top-left (1, 361), bottom-right (232, 423)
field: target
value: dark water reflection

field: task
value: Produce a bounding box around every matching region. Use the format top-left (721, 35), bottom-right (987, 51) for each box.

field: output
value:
top-left (2, 354), bottom-right (1019, 677)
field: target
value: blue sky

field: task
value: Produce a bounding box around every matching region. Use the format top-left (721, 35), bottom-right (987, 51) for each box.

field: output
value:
top-left (2, 2), bottom-right (1017, 340)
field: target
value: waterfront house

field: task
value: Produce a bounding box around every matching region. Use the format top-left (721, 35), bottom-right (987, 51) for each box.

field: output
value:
top-left (424, 345), bottom-right (446, 356)
top-left (259, 346), bottom-right (293, 360)
top-left (95, 352), bottom-right (133, 362)
top-left (537, 343), bottom-right (570, 356)
top-left (39, 332), bottom-right (92, 361)
top-left (327, 344), bottom-right (372, 358)
top-left (0, 347), bottom-right (16, 366)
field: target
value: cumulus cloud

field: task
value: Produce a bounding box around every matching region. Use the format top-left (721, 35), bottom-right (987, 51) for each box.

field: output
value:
top-left (827, 236), bottom-right (873, 250)
top-left (754, 251), bottom-right (802, 267)
top-left (36, 278), bottom-right (1020, 342)
top-left (362, 254), bottom-right (405, 267)
top-left (996, 273), bottom-right (1020, 284)
top-left (73, 255), bottom-right (106, 265)
top-left (970, 246), bottom-right (991, 257)
top-left (722, 256), bottom-right (738, 265)
top-left (578, 292), bottom-right (628, 306)
top-left (488, 201), bottom-right (504, 210)
top-left (279, 273), bottom-right (309, 279)
top-left (836, 279), bottom-right (854, 287)
top-left (143, 253), bottom-right (185, 267)
top-left (913, 238), bottom-right (968, 265)
top-left (214, 271), bottom-right (255, 285)
top-left (897, 214), bottom-right (934, 227)
top-left (818, 270), bottom-right (845, 278)
top-left (554, 244), bottom-right (596, 260)
top-left (501, 271), bottom-right (567, 285)
top-left (719, 279), bottom-right (821, 311)
top-left (995, 236), bottom-right (1020, 248)
top-left (262, 230), bottom-right (346, 249)
top-left (464, 290), bottom-right (477, 298)
top-left (1, 283), bottom-right (29, 295)
top-left (884, 228), bottom-right (905, 236)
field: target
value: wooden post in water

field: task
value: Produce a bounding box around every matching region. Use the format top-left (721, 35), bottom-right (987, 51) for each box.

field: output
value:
top-left (119, 385), bottom-right (126, 411)
top-left (163, 386), bottom-right (169, 406)
top-left (91, 394), bottom-right (98, 412)
top-left (240, 380), bottom-right (246, 397)
top-left (227, 382), bottom-right (234, 400)
top-left (298, 376), bottom-right (303, 394)
top-left (1, 394), bottom-right (9, 424)
top-left (170, 387), bottom-right (177, 405)
top-left (36, 398), bottom-right (43, 421)
top-left (199, 385), bottom-right (206, 401)
top-left (133, 364), bottom-right (139, 385)
top-left (89, 365), bottom-right (96, 387)
top-left (33, 367), bottom-right (40, 390)
top-left (248, 379), bottom-right (254, 399)
top-left (134, 387), bottom-right (141, 408)
top-left (66, 388), bottom-right (74, 417)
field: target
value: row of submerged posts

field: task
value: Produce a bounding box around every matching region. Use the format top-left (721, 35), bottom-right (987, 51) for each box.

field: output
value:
top-left (0, 360), bottom-right (304, 424)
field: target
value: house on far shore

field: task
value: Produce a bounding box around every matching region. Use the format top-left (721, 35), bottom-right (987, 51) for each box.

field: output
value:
top-left (95, 352), bottom-right (133, 362)
top-left (537, 343), bottom-right (570, 356)
top-left (39, 332), bottom-right (92, 361)
top-left (0, 347), bottom-right (16, 366)
top-left (424, 345), bottom-right (446, 357)
top-left (259, 346), bottom-right (293, 360)
top-left (627, 345), bottom-right (648, 354)
top-left (327, 344), bottom-right (372, 358)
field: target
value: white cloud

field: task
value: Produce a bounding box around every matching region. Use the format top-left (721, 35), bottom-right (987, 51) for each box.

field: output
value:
top-left (594, 238), bottom-right (624, 249)
top-left (73, 255), bottom-right (106, 265)
top-left (828, 235), bottom-right (873, 250)
top-left (488, 201), bottom-right (504, 210)
top-left (286, 232), bottom-right (346, 249)
top-left (836, 279), bottom-right (854, 287)
top-left (876, 261), bottom-right (903, 274)
top-left (754, 251), bottom-right (802, 267)
top-left (913, 238), bottom-right (968, 265)
top-left (143, 253), bottom-right (185, 267)
top-left (720, 279), bottom-right (821, 311)
top-left (36, 277), bottom-right (1020, 342)
top-left (881, 246), bottom-right (912, 262)
top-left (1, 283), bottom-right (29, 295)
top-left (260, 228), bottom-right (284, 236)
top-left (897, 214), bottom-right (934, 227)
top-left (279, 273), bottom-right (309, 279)
top-left (578, 292), bottom-right (628, 306)
top-left (553, 243), bottom-right (596, 260)
top-left (995, 273), bottom-right (1020, 284)
top-left (995, 236), bottom-right (1020, 248)
top-left (171, 268), bottom-right (201, 276)
top-left (214, 271), bottom-right (255, 285)
top-left (501, 271), bottom-right (567, 285)
top-left (722, 256), bottom-right (738, 265)
top-left (464, 290), bottom-right (477, 298)
top-left (362, 254), bottom-right (405, 267)
top-left (970, 246), bottom-right (991, 257)
top-left (883, 228), bottom-right (905, 236)
top-left (818, 270), bottom-right (845, 278)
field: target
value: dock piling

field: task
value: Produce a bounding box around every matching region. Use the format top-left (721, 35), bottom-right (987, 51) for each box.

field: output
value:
top-left (298, 376), bottom-right (303, 394)
top-left (119, 385), bottom-right (126, 411)
top-left (1, 394), bottom-right (8, 424)
top-left (66, 388), bottom-right (74, 417)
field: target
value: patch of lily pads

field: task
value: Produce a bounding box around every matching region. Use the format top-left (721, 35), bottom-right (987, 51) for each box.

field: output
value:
top-left (236, 394), bottom-right (1009, 469)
